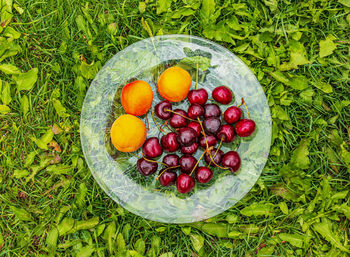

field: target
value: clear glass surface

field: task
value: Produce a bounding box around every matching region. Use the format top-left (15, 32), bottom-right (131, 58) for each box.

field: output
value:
top-left (80, 35), bottom-right (272, 223)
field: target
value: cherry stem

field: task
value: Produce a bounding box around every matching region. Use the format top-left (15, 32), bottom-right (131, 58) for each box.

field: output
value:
top-left (238, 97), bottom-right (251, 119)
top-left (141, 152), bottom-right (168, 167)
top-left (237, 98), bottom-right (244, 107)
top-left (243, 101), bottom-right (251, 119)
top-left (160, 120), bottom-right (174, 132)
top-left (164, 109), bottom-right (196, 122)
top-left (145, 114), bottom-right (150, 131)
top-left (151, 108), bottom-right (166, 135)
top-left (208, 137), bottom-right (224, 167)
top-left (197, 117), bottom-right (209, 150)
top-left (156, 165), bottom-right (180, 180)
top-left (195, 63), bottom-right (199, 90)
top-left (196, 117), bottom-right (226, 169)
top-left (209, 153), bottom-right (228, 170)
top-left (189, 150), bottom-right (206, 176)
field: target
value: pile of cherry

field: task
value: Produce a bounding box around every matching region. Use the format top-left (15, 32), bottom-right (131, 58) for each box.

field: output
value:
top-left (137, 86), bottom-right (256, 194)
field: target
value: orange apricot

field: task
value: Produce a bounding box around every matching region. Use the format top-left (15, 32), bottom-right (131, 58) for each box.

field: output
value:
top-left (121, 80), bottom-right (153, 116)
top-left (157, 66), bottom-right (192, 102)
top-left (110, 114), bottom-right (147, 152)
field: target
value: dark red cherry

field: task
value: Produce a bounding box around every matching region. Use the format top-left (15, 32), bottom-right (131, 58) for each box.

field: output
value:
top-left (161, 132), bottom-right (179, 152)
top-left (176, 127), bottom-right (197, 146)
top-left (159, 170), bottom-right (177, 186)
top-left (176, 173), bottom-right (195, 193)
top-left (142, 137), bottom-right (163, 158)
top-left (181, 142), bottom-right (199, 155)
top-left (203, 117), bottom-right (221, 135)
top-left (187, 122), bottom-right (201, 137)
top-left (155, 101), bottom-right (172, 120)
top-left (188, 89), bottom-right (208, 105)
top-left (224, 106), bottom-right (242, 124)
top-left (137, 158), bottom-right (158, 176)
top-left (179, 155), bottom-right (197, 174)
top-left (195, 167), bottom-right (213, 183)
top-left (217, 124), bottom-right (235, 143)
top-left (199, 135), bottom-right (217, 148)
top-left (222, 151), bottom-right (241, 172)
top-left (162, 154), bottom-right (179, 168)
top-left (188, 104), bottom-right (204, 119)
top-left (212, 86), bottom-right (233, 105)
top-left (235, 119), bottom-right (256, 137)
top-left (204, 104), bottom-right (221, 118)
top-left (204, 148), bottom-right (224, 166)
top-left (169, 109), bottom-right (188, 128)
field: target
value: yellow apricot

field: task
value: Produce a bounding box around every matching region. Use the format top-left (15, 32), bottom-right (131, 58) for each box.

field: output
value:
top-left (110, 114), bottom-right (146, 152)
top-left (157, 66), bottom-right (192, 102)
top-left (121, 80), bottom-right (153, 116)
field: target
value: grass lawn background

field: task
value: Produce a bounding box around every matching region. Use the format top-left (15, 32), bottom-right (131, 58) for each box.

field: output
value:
top-left (0, 0), bottom-right (349, 256)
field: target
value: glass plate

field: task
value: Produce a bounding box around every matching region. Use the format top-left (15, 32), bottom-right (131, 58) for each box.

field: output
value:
top-left (80, 35), bottom-right (272, 223)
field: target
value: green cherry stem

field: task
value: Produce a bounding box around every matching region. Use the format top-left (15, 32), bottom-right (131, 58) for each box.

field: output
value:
top-left (238, 97), bottom-right (251, 119)
top-left (243, 102), bottom-right (251, 119)
top-left (208, 136), bottom-right (224, 167)
top-left (160, 119), bottom-right (175, 133)
top-left (156, 165), bottom-right (181, 180)
top-left (237, 97), bottom-right (244, 107)
top-left (164, 109), bottom-right (196, 122)
top-left (189, 150), bottom-right (206, 176)
top-left (151, 108), bottom-right (166, 134)
top-left (209, 153), bottom-right (228, 170)
top-left (145, 114), bottom-right (150, 130)
top-left (197, 117), bottom-right (227, 170)
top-left (197, 117), bottom-right (209, 149)
top-left (141, 152), bottom-right (168, 167)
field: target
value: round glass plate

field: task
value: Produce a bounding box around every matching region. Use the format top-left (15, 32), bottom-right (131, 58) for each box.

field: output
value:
top-left (80, 35), bottom-right (272, 223)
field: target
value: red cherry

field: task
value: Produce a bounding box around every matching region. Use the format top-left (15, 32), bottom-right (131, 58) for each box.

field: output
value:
top-left (212, 86), bottom-right (233, 105)
top-left (235, 119), bottom-right (256, 137)
top-left (204, 148), bottom-right (224, 166)
top-left (137, 158), bottom-right (158, 176)
top-left (188, 89), bottom-right (208, 105)
top-left (224, 106), bottom-right (242, 124)
top-left (169, 109), bottom-right (188, 128)
top-left (179, 155), bottom-right (197, 174)
top-left (203, 117), bottom-right (221, 135)
top-left (217, 124), bottom-right (235, 143)
top-left (222, 151), bottom-right (241, 172)
top-left (176, 127), bottom-right (197, 146)
top-left (195, 167), bottom-right (213, 183)
top-left (176, 173), bottom-right (195, 193)
top-left (142, 137), bottom-right (163, 158)
top-left (155, 101), bottom-right (172, 120)
top-left (188, 104), bottom-right (204, 119)
top-left (199, 135), bottom-right (217, 148)
top-left (159, 170), bottom-right (177, 186)
top-left (161, 132), bottom-right (179, 152)
top-left (162, 154), bottom-right (179, 168)
top-left (187, 122), bottom-right (201, 137)
top-left (181, 142), bottom-right (199, 155)
top-left (204, 104), bottom-right (221, 118)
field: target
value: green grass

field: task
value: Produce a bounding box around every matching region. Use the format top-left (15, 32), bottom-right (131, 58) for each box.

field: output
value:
top-left (1, 0), bottom-right (349, 256)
